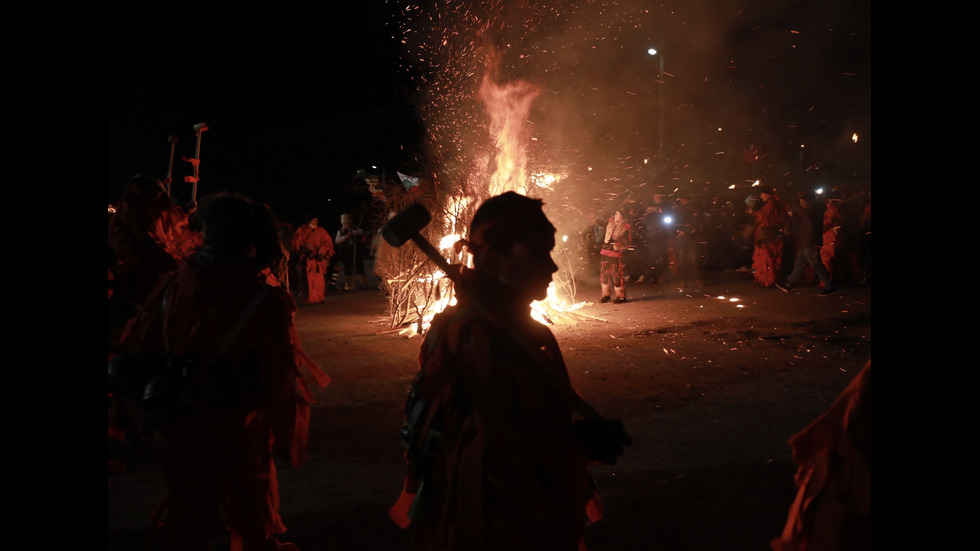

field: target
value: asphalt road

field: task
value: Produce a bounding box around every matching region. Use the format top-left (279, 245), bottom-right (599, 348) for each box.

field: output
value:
top-left (109, 270), bottom-right (871, 551)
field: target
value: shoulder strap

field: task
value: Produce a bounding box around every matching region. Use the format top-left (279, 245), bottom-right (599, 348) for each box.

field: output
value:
top-left (216, 285), bottom-right (272, 356)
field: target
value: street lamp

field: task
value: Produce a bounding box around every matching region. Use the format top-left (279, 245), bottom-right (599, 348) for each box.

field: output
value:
top-left (647, 48), bottom-right (664, 161)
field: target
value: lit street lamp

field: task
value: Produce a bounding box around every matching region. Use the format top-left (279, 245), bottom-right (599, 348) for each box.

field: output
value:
top-left (647, 47), bottom-right (664, 160)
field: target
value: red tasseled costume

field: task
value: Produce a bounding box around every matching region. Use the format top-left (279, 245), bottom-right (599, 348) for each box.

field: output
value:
top-left (390, 266), bottom-right (600, 551)
top-left (820, 202), bottom-right (843, 276)
top-left (771, 362), bottom-right (870, 551)
top-left (292, 224), bottom-right (334, 304)
top-left (752, 241), bottom-right (782, 287)
top-left (752, 196), bottom-right (787, 287)
top-left (119, 254), bottom-right (329, 550)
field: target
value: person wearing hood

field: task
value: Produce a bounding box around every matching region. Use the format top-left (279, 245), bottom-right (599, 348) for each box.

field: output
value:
top-left (335, 213), bottom-right (367, 290)
top-left (116, 192), bottom-right (328, 551)
top-left (292, 216), bottom-right (334, 304)
top-left (597, 209), bottom-right (632, 303)
top-left (389, 192), bottom-right (630, 551)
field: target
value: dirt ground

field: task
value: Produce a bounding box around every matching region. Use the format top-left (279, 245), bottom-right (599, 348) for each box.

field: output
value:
top-left (108, 270), bottom-right (871, 551)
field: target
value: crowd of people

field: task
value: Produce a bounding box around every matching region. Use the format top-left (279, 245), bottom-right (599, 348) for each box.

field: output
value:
top-left (109, 177), bottom-right (868, 550)
top-left (108, 182), bottom-right (633, 551)
top-left (277, 213), bottom-right (373, 304)
top-left (580, 185), bottom-right (871, 301)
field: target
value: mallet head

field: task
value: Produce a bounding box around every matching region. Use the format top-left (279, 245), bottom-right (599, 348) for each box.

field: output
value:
top-left (382, 203), bottom-right (432, 247)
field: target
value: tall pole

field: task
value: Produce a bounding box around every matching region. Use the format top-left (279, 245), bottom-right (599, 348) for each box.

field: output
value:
top-left (647, 48), bottom-right (664, 162)
top-left (647, 48), bottom-right (664, 172)
top-left (164, 135), bottom-right (178, 196)
top-left (183, 122), bottom-right (208, 204)
top-left (658, 53), bottom-right (664, 161)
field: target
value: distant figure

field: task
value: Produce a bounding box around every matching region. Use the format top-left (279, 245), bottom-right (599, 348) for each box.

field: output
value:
top-left (751, 187), bottom-right (787, 287)
top-left (389, 192), bottom-right (630, 551)
top-left (335, 213), bottom-right (367, 290)
top-left (776, 190), bottom-right (835, 295)
top-left (116, 192), bottom-right (328, 551)
top-left (598, 209), bottom-right (631, 303)
top-left (292, 216), bottom-right (334, 304)
top-left (772, 361), bottom-right (870, 551)
top-left (820, 193), bottom-right (844, 285)
top-left (276, 221), bottom-right (295, 294)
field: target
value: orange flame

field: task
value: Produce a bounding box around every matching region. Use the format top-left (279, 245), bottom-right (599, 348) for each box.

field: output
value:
top-left (399, 70), bottom-right (589, 337)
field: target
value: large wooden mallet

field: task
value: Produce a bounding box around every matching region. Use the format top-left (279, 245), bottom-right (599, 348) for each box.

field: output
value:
top-left (381, 202), bottom-right (603, 421)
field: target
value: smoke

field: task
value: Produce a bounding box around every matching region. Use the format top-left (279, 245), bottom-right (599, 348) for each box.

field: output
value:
top-left (391, 0), bottom-right (869, 213)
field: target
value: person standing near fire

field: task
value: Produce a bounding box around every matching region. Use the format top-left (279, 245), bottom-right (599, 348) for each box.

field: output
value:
top-left (389, 191), bottom-right (630, 551)
top-left (334, 213), bottom-right (366, 290)
top-left (292, 216), bottom-right (333, 304)
top-left (597, 208), bottom-right (631, 303)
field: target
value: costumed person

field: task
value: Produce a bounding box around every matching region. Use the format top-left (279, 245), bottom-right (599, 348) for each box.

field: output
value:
top-left (598, 209), bottom-right (632, 303)
top-left (771, 361), bottom-right (870, 551)
top-left (388, 192), bottom-right (630, 551)
top-left (820, 193), bottom-right (844, 285)
top-left (751, 186), bottom-right (787, 287)
top-left (776, 190), bottom-right (835, 295)
top-left (335, 213), bottom-right (366, 290)
top-left (292, 216), bottom-right (334, 304)
top-left (108, 174), bottom-right (184, 346)
top-left (113, 192), bottom-right (329, 551)
top-left (109, 174), bottom-right (200, 444)
top-left (275, 222), bottom-right (295, 294)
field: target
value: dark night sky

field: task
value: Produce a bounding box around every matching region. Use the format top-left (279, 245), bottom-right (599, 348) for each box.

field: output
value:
top-left (108, 1), bottom-right (422, 224)
top-left (109, 1), bottom-right (870, 225)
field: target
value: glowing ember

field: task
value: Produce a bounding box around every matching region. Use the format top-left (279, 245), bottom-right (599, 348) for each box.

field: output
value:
top-left (531, 171), bottom-right (563, 191)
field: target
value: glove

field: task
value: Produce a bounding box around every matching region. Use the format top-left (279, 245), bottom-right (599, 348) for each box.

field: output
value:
top-left (571, 418), bottom-right (632, 465)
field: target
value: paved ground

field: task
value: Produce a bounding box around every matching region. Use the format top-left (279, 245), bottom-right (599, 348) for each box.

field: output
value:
top-left (109, 270), bottom-right (871, 551)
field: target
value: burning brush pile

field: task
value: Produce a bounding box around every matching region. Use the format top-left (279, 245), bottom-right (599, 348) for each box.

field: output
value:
top-left (372, 181), bottom-right (598, 338)
top-left (374, 2), bottom-right (631, 337)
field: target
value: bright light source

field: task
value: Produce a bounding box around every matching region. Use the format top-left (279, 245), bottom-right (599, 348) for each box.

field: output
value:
top-left (648, 48), bottom-right (658, 56)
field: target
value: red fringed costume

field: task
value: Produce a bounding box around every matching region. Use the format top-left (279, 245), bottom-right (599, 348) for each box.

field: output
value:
top-left (772, 361), bottom-right (870, 551)
top-left (291, 222), bottom-right (334, 304)
top-left (120, 254), bottom-right (329, 551)
top-left (820, 200), bottom-right (843, 279)
top-left (752, 195), bottom-right (787, 287)
top-left (390, 266), bottom-right (600, 551)
top-left (599, 212), bottom-right (631, 301)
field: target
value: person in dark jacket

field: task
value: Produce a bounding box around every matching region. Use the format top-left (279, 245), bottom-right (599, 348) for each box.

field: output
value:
top-left (776, 191), bottom-right (835, 295)
top-left (389, 192), bottom-right (630, 551)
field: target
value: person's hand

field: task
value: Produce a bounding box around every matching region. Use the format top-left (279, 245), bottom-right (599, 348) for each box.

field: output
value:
top-left (571, 418), bottom-right (632, 465)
